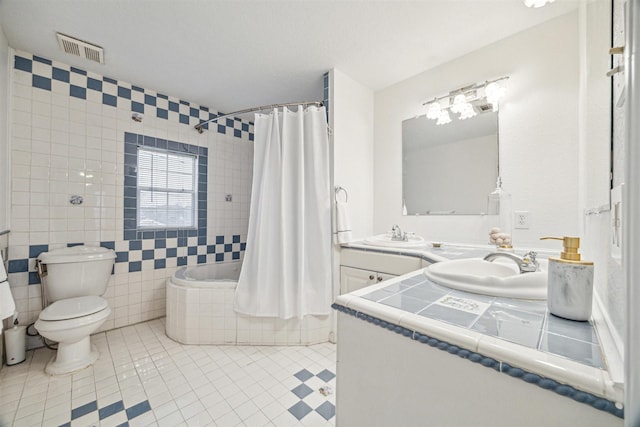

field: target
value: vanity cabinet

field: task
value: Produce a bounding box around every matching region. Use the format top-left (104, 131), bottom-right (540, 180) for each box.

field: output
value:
top-left (339, 248), bottom-right (427, 294)
top-left (340, 266), bottom-right (396, 294)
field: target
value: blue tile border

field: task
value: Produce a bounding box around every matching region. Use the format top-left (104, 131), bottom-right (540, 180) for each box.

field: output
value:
top-left (13, 52), bottom-right (254, 140)
top-left (331, 303), bottom-right (624, 419)
top-left (123, 132), bottom-right (207, 242)
top-left (14, 237), bottom-right (246, 285)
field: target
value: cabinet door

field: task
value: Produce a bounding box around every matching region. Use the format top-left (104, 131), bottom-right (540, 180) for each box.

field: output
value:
top-left (375, 272), bottom-right (396, 284)
top-left (340, 266), bottom-right (377, 294)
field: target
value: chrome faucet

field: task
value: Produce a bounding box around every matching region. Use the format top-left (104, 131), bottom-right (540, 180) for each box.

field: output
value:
top-left (483, 251), bottom-right (539, 274)
top-left (390, 224), bottom-right (408, 241)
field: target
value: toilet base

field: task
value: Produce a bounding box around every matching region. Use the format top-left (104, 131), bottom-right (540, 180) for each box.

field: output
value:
top-left (45, 336), bottom-right (99, 375)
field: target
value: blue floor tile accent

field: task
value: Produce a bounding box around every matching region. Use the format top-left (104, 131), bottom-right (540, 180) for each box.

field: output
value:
top-left (294, 369), bottom-right (314, 382)
top-left (71, 400), bottom-right (98, 420)
top-left (99, 400), bottom-right (125, 419)
top-left (288, 401), bottom-right (313, 420)
top-left (289, 369), bottom-right (336, 421)
top-left (291, 383), bottom-right (313, 399)
top-left (126, 400), bottom-right (151, 420)
top-left (315, 401), bottom-right (336, 420)
top-left (316, 369), bottom-right (336, 382)
top-left (63, 398), bottom-right (151, 425)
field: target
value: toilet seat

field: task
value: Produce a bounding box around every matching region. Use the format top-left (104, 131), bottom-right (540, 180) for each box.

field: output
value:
top-left (35, 303), bottom-right (110, 335)
top-left (39, 296), bottom-right (108, 321)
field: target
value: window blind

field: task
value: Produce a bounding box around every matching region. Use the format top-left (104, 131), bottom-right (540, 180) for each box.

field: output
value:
top-left (137, 147), bottom-right (197, 228)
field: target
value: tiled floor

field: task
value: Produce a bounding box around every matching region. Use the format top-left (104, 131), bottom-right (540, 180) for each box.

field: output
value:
top-left (0, 319), bottom-right (336, 426)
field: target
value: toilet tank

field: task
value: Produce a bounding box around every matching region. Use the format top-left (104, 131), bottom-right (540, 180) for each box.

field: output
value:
top-left (37, 246), bottom-right (116, 302)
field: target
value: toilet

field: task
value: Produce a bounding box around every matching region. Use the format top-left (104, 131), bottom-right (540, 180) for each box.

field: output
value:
top-left (34, 245), bottom-right (115, 375)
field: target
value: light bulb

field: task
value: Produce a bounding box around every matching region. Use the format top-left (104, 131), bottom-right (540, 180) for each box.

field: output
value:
top-left (459, 104), bottom-right (477, 120)
top-left (451, 94), bottom-right (467, 114)
top-left (436, 110), bottom-right (451, 125)
top-left (485, 82), bottom-right (506, 111)
top-left (426, 101), bottom-right (441, 120)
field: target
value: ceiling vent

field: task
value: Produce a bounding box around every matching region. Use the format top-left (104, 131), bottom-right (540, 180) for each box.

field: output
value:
top-left (56, 33), bottom-right (104, 64)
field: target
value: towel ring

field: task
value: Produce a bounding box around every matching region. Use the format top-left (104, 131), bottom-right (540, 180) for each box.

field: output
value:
top-left (335, 186), bottom-right (348, 203)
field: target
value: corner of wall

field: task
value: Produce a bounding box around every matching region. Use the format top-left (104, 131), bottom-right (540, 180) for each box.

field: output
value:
top-left (330, 69), bottom-right (375, 241)
top-left (0, 23), bottom-right (10, 232)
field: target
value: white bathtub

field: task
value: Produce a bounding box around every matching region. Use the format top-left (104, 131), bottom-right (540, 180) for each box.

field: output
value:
top-left (166, 262), bottom-right (331, 345)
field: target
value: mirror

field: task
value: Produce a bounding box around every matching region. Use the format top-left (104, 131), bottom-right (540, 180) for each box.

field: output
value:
top-left (402, 109), bottom-right (498, 215)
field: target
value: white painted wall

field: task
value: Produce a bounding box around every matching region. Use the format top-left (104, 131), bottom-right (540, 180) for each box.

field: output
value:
top-left (328, 69), bottom-right (374, 341)
top-left (330, 69), bottom-right (374, 241)
top-left (0, 24), bottom-right (9, 231)
top-left (374, 12), bottom-right (580, 249)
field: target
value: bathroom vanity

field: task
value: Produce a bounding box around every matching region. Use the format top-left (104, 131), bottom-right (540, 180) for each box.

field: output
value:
top-left (335, 244), bottom-right (623, 426)
top-left (340, 248), bottom-right (429, 294)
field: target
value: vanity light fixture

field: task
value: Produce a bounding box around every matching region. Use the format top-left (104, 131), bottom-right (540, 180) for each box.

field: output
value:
top-left (523, 0), bottom-right (556, 8)
top-left (427, 100), bottom-right (441, 120)
top-left (436, 110), bottom-right (452, 125)
top-left (450, 94), bottom-right (468, 114)
top-left (422, 76), bottom-right (509, 125)
top-left (459, 103), bottom-right (477, 120)
top-left (485, 81), bottom-right (506, 112)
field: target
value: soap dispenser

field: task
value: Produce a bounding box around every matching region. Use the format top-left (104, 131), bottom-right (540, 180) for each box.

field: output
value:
top-left (540, 236), bottom-right (594, 321)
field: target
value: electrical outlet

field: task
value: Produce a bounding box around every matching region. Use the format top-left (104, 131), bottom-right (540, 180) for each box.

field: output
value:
top-left (514, 211), bottom-right (530, 229)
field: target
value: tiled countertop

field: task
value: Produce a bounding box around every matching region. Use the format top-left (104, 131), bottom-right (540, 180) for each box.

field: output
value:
top-left (361, 273), bottom-right (603, 369)
top-left (335, 243), bottom-right (623, 410)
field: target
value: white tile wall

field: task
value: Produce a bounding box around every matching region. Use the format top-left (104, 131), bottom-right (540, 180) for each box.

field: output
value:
top-left (7, 50), bottom-right (254, 345)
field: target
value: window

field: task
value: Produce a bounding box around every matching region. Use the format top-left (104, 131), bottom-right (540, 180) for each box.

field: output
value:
top-left (137, 147), bottom-right (197, 229)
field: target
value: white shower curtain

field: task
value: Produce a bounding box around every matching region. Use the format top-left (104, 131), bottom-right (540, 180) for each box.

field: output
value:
top-left (234, 106), bottom-right (332, 319)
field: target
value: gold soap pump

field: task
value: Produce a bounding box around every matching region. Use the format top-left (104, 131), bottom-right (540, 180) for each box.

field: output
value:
top-left (540, 236), bottom-right (594, 321)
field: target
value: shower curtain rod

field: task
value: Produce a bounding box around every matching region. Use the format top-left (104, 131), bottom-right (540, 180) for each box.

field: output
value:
top-left (194, 101), bottom-right (324, 134)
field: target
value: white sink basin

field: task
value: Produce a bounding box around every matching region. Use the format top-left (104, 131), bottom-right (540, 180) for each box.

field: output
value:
top-left (363, 233), bottom-right (426, 248)
top-left (424, 258), bottom-right (547, 300)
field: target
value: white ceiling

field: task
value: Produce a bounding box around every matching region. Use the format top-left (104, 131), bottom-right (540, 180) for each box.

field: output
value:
top-left (0, 0), bottom-right (578, 114)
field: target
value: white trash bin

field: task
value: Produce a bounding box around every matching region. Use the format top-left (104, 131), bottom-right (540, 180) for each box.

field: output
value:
top-left (4, 325), bottom-right (26, 365)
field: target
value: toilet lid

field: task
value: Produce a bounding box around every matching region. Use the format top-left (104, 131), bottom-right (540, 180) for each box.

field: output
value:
top-left (40, 296), bottom-right (108, 321)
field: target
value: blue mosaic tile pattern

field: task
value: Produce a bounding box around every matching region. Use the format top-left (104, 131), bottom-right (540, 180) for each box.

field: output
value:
top-left (13, 52), bottom-right (254, 139)
top-left (9, 242), bottom-right (115, 285)
top-left (17, 235), bottom-right (245, 284)
top-left (288, 369), bottom-right (336, 421)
